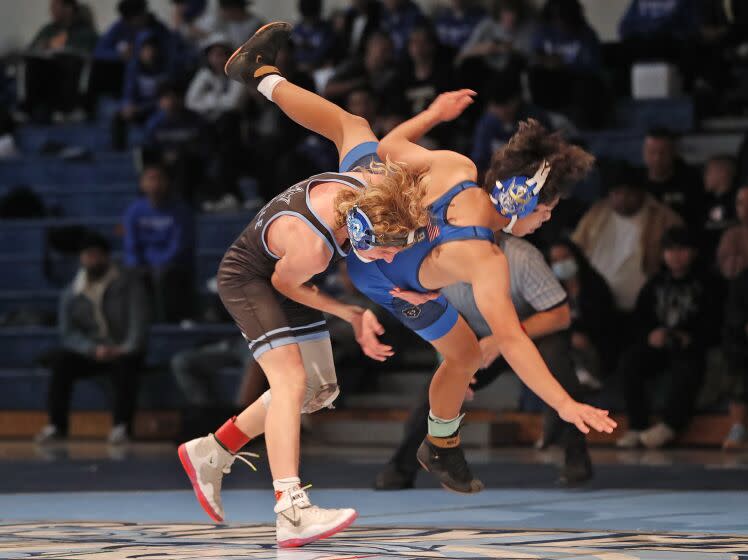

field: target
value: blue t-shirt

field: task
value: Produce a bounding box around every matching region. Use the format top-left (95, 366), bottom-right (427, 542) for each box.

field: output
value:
top-left (434, 6), bottom-right (486, 50)
top-left (144, 108), bottom-right (203, 151)
top-left (123, 197), bottom-right (195, 268)
top-left (380, 0), bottom-right (425, 56)
top-left (531, 24), bottom-right (601, 71)
top-left (291, 20), bottom-right (335, 67)
top-left (619, 0), bottom-right (699, 39)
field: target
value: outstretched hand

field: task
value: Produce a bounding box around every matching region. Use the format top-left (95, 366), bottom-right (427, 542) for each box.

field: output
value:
top-left (428, 89), bottom-right (477, 122)
top-left (349, 307), bottom-right (394, 362)
top-left (557, 399), bottom-right (617, 435)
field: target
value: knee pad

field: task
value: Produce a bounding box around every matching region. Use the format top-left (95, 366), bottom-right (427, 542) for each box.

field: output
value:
top-left (298, 337), bottom-right (340, 414)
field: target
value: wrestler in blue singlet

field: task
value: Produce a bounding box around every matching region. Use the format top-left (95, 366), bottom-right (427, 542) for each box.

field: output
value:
top-left (340, 143), bottom-right (494, 342)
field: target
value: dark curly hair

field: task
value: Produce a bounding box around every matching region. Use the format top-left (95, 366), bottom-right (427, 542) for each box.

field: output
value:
top-left (483, 119), bottom-right (595, 204)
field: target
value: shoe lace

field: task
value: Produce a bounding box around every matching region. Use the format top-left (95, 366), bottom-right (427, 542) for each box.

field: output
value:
top-left (223, 451), bottom-right (260, 474)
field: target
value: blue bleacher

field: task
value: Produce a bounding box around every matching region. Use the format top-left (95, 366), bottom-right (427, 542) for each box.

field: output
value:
top-left (17, 122), bottom-right (145, 153)
top-left (0, 154), bottom-right (138, 185)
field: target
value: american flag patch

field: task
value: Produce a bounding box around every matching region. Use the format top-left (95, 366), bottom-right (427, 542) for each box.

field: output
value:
top-left (427, 220), bottom-right (441, 241)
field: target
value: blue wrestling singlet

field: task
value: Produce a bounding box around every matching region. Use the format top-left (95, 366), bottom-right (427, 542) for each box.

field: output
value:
top-left (340, 143), bottom-right (495, 342)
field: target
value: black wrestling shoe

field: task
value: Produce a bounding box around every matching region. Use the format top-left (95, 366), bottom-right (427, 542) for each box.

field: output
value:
top-left (558, 437), bottom-right (593, 487)
top-left (374, 464), bottom-right (415, 490)
top-left (224, 22), bottom-right (292, 85)
top-left (416, 434), bottom-right (484, 494)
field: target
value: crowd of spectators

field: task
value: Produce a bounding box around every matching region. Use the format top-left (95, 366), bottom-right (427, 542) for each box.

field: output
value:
top-left (7, 0), bottom-right (748, 452)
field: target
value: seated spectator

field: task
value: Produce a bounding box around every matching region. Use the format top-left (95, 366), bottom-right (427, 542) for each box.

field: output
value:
top-left (0, 110), bottom-right (19, 159)
top-left (290, 0), bottom-right (336, 72)
top-left (433, 0), bottom-right (486, 53)
top-left (190, 0), bottom-right (264, 47)
top-left (185, 34), bottom-right (244, 121)
top-left (375, 233), bottom-right (592, 489)
top-left (722, 266), bottom-right (748, 449)
top-left (123, 164), bottom-right (195, 322)
top-left (456, 0), bottom-right (535, 82)
top-left (171, 0), bottom-right (209, 38)
top-left (20, 0), bottom-right (98, 122)
top-left (144, 81), bottom-right (207, 204)
top-left (717, 185), bottom-right (748, 280)
top-left (324, 31), bottom-right (401, 106)
top-left (95, 0), bottom-right (173, 62)
top-left (572, 165), bottom-right (683, 315)
top-left (336, 0), bottom-right (383, 58)
top-left (528, 0), bottom-right (607, 128)
top-left (395, 24), bottom-right (453, 116)
top-left (547, 238), bottom-right (616, 386)
top-left (639, 128), bottom-right (703, 225)
top-left (616, 227), bottom-right (712, 449)
top-left (380, 0), bottom-right (426, 57)
top-left (172, 336), bottom-right (252, 406)
top-left (620, 0), bottom-right (700, 42)
top-left (111, 32), bottom-right (172, 150)
top-left (471, 79), bottom-right (552, 174)
top-left (702, 155), bottom-right (738, 262)
top-left (34, 232), bottom-right (149, 445)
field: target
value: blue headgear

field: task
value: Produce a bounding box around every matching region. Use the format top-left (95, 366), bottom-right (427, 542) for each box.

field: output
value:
top-left (490, 160), bottom-right (552, 233)
top-left (346, 206), bottom-right (420, 252)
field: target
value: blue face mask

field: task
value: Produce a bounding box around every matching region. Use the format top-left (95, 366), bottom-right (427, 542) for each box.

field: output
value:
top-left (552, 258), bottom-right (578, 281)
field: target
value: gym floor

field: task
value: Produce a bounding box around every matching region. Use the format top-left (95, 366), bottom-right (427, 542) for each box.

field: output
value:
top-left (3, 442), bottom-right (748, 559)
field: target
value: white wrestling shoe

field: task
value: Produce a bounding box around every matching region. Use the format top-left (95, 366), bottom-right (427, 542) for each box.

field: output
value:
top-left (275, 484), bottom-right (357, 548)
top-left (178, 434), bottom-right (258, 522)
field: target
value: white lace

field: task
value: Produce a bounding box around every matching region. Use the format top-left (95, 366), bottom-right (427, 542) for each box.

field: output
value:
top-left (223, 451), bottom-right (260, 474)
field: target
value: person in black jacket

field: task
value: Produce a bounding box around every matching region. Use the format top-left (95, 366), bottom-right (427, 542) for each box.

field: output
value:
top-left (547, 238), bottom-right (617, 388)
top-left (616, 226), bottom-right (713, 449)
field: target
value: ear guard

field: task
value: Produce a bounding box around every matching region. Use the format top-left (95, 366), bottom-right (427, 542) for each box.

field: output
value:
top-left (346, 206), bottom-right (422, 252)
top-left (490, 160), bottom-right (552, 233)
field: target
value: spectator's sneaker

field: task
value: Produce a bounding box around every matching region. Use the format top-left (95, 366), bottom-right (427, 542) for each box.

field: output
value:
top-left (33, 425), bottom-right (65, 445)
top-left (416, 433), bottom-right (484, 493)
top-left (374, 463), bottom-right (415, 490)
top-left (107, 424), bottom-right (129, 446)
top-left (723, 423), bottom-right (747, 450)
top-left (558, 438), bottom-right (593, 486)
top-left (615, 430), bottom-right (642, 449)
top-left (275, 484), bottom-right (357, 548)
top-left (178, 434), bottom-right (259, 522)
top-left (640, 422), bottom-right (675, 449)
top-left (224, 22), bottom-right (292, 85)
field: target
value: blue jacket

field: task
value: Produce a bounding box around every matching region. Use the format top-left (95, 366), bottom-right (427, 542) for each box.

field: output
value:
top-left (123, 197), bottom-right (195, 268)
top-left (434, 6), bottom-right (486, 50)
top-left (619, 0), bottom-right (700, 39)
top-left (94, 14), bottom-right (173, 61)
top-left (121, 31), bottom-right (172, 112)
top-left (380, 0), bottom-right (425, 56)
top-left (291, 20), bottom-right (336, 67)
top-left (144, 108), bottom-right (204, 151)
top-left (532, 24), bottom-right (601, 71)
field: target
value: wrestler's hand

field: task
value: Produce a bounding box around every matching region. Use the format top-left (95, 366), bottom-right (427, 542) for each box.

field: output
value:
top-left (349, 307), bottom-right (394, 362)
top-left (557, 398), bottom-right (617, 435)
top-left (478, 336), bottom-right (501, 369)
top-left (389, 287), bottom-right (439, 306)
top-left (428, 89), bottom-right (476, 122)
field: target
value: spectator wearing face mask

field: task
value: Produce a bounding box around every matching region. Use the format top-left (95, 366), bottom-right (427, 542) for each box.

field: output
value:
top-left (34, 232), bottom-right (150, 446)
top-left (547, 238), bottom-right (617, 387)
top-left (717, 185), bottom-right (748, 280)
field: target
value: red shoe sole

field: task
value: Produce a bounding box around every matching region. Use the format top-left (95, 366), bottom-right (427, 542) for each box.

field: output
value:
top-left (277, 511), bottom-right (358, 548)
top-left (178, 443), bottom-right (223, 523)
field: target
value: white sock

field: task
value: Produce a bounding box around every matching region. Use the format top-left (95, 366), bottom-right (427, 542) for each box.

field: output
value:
top-left (273, 477), bottom-right (301, 494)
top-left (257, 75), bottom-right (286, 101)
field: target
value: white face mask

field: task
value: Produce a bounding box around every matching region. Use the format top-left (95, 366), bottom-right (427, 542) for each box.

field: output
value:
top-left (552, 258), bottom-right (578, 281)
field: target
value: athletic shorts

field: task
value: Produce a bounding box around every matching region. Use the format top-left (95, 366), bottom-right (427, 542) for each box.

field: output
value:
top-left (217, 142), bottom-right (381, 359)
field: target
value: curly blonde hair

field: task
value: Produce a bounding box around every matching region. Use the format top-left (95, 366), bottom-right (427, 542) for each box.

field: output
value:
top-left (334, 158), bottom-right (431, 238)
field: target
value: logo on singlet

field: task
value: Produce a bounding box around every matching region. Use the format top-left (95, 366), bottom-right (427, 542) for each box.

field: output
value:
top-left (403, 306), bottom-right (421, 319)
top-left (254, 182), bottom-right (307, 230)
top-left (427, 219), bottom-right (441, 242)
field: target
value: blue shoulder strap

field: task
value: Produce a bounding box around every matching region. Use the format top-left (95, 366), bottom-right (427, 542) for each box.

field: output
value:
top-left (430, 181), bottom-right (479, 219)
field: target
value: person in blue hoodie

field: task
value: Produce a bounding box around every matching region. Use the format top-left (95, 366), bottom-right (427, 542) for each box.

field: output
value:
top-left (433, 0), bottom-right (486, 54)
top-left (95, 0), bottom-right (173, 63)
top-left (290, 0), bottom-right (336, 72)
top-left (528, 0), bottom-right (608, 127)
top-left (123, 164), bottom-right (195, 322)
top-left (111, 32), bottom-right (172, 150)
top-left (380, 0), bottom-right (426, 57)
